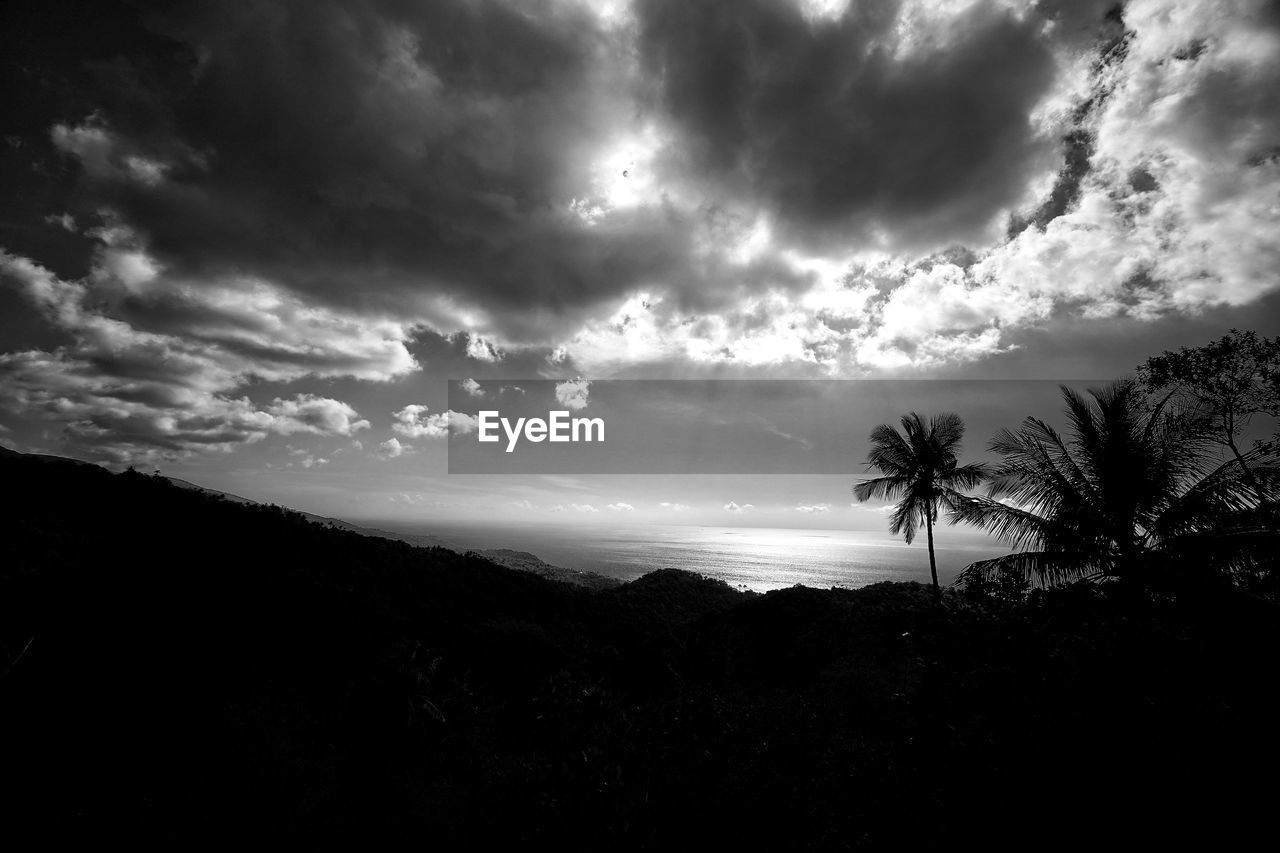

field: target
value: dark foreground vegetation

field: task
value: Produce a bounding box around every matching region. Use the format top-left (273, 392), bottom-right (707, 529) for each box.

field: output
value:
top-left (3, 448), bottom-right (1280, 850)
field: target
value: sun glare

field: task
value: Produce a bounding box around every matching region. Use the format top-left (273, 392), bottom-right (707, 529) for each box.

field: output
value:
top-left (571, 126), bottom-right (665, 223)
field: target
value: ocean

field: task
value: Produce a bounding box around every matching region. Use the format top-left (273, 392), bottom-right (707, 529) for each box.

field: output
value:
top-left (382, 522), bottom-right (1010, 592)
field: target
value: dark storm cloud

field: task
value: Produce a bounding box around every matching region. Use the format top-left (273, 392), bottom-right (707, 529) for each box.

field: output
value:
top-left (29, 0), bottom-right (720, 342)
top-left (3, 0), bottom-right (1130, 351)
top-left (1008, 5), bottom-right (1129, 238)
top-left (3, 0), bottom-right (1277, 469)
top-left (633, 0), bottom-right (1062, 249)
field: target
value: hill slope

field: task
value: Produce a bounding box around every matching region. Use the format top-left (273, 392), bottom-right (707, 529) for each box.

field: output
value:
top-left (472, 547), bottom-right (622, 590)
top-left (2, 449), bottom-right (1279, 849)
top-left (5, 446), bottom-right (604, 587)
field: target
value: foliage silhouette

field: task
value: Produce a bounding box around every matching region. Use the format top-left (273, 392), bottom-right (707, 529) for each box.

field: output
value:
top-left (853, 412), bottom-right (988, 601)
top-left (953, 381), bottom-right (1280, 589)
top-left (3, 445), bottom-right (1280, 848)
top-left (1138, 328), bottom-right (1280, 493)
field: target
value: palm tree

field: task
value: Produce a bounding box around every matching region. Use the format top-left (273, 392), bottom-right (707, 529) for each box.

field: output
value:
top-left (853, 412), bottom-right (988, 601)
top-left (951, 381), bottom-right (1280, 589)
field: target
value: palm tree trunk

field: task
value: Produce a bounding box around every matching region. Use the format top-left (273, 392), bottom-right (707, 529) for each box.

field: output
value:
top-left (925, 509), bottom-right (940, 603)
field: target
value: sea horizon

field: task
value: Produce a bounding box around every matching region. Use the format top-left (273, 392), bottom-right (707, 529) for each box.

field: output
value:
top-left (356, 520), bottom-right (1011, 592)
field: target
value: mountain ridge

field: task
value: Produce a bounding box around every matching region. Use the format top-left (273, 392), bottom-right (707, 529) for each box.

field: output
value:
top-left (0, 444), bottom-right (614, 590)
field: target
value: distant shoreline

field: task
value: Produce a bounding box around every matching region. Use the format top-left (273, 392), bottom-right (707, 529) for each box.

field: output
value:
top-left (352, 520), bottom-right (1011, 593)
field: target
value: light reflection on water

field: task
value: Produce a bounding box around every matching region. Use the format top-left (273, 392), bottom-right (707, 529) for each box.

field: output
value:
top-left (399, 523), bottom-right (1008, 593)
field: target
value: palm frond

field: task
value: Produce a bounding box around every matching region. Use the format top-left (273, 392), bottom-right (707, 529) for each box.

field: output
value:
top-left (889, 497), bottom-right (921, 545)
top-left (864, 423), bottom-right (917, 477)
top-left (945, 494), bottom-right (1052, 551)
top-left (940, 462), bottom-right (990, 491)
top-left (928, 412), bottom-right (966, 454)
top-left (1150, 447), bottom-right (1280, 542)
top-left (853, 475), bottom-right (908, 503)
top-left (952, 380), bottom-right (1280, 587)
top-left (955, 551), bottom-right (1099, 587)
top-left (855, 412), bottom-right (985, 560)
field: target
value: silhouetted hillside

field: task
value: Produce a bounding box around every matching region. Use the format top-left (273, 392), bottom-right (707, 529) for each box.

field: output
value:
top-left (473, 548), bottom-right (622, 590)
top-left (2, 449), bottom-right (1279, 849)
top-left (161, 471), bottom-right (457, 552)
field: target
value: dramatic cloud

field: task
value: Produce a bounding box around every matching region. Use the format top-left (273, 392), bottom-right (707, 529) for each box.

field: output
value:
top-left (0, 343), bottom-right (371, 462)
top-left (26, 0), bottom-right (708, 348)
top-left (459, 378), bottom-right (484, 397)
top-left (1, 0), bottom-right (1277, 473)
top-left (391, 405), bottom-right (450, 440)
top-left (0, 248), bottom-right (380, 461)
top-left (547, 1), bottom-right (1280, 375)
top-left (0, 240), bottom-right (416, 383)
top-left (465, 335), bottom-right (503, 363)
top-left (634, 0), bottom-right (1062, 250)
top-left (975, 0), bottom-right (1280, 316)
top-left (264, 396), bottom-right (370, 436)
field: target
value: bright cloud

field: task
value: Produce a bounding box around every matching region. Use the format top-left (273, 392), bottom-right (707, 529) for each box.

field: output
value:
top-left (266, 395), bottom-right (370, 436)
top-left (466, 335), bottom-right (502, 363)
top-left (449, 411), bottom-right (480, 435)
top-left (391, 406), bottom-right (477, 439)
top-left (0, 239), bottom-right (408, 461)
top-left (391, 405), bottom-right (450, 439)
top-left (3, 0), bottom-right (1278, 473)
top-left (555, 379), bottom-right (591, 410)
top-left (378, 437), bottom-right (410, 458)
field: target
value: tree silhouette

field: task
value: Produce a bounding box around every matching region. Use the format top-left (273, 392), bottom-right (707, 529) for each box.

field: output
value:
top-left (952, 381), bottom-right (1280, 589)
top-left (1138, 329), bottom-right (1280, 495)
top-left (853, 412), bottom-right (987, 601)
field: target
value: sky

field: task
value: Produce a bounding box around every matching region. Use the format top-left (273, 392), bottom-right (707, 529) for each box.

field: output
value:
top-left (1, 0), bottom-right (1278, 532)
